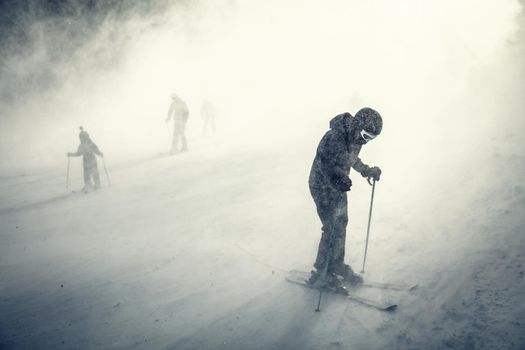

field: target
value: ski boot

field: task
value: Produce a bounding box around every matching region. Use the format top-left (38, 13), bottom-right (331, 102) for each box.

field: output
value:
top-left (308, 270), bottom-right (348, 294)
top-left (333, 263), bottom-right (364, 286)
top-left (81, 184), bottom-right (94, 193)
top-left (308, 270), bottom-right (321, 286)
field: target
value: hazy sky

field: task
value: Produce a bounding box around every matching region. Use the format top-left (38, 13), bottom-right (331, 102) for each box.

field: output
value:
top-left (0, 0), bottom-right (523, 172)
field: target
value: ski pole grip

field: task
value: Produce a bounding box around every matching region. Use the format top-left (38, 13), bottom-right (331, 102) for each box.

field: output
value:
top-left (367, 177), bottom-right (374, 186)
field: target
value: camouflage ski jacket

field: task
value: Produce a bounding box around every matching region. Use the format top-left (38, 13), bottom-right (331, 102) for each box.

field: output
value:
top-left (308, 113), bottom-right (371, 191)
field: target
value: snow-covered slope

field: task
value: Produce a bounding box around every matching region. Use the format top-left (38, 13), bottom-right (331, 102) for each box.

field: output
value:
top-left (1, 137), bottom-right (524, 350)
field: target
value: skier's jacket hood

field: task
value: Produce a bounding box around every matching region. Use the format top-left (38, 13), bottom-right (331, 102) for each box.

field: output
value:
top-left (309, 113), bottom-right (371, 191)
top-left (329, 112), bottom-right (350, 135)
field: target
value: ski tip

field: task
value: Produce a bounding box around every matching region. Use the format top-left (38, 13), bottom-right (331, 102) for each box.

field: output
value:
top-left (409, 285), bottom-right (419, 291)
top-left (384, 304), bottom-right (398, 312)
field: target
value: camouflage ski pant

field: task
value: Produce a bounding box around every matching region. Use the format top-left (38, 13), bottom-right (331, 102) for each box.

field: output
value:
top-left (310, 185), bottom-right (348, 272)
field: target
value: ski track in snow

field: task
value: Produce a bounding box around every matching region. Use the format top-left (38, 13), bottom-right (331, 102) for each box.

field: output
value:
top-left (1, 143), bottom-right (524, 350)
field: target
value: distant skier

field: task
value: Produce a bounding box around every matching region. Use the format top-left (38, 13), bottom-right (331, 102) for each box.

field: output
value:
top-left (67, 127), bottom-right (104, 191)
top-left (348, 91), bottom-right (364, 114)
top-left (308, 108), bottom-right (383, 289)
top-left (166, 93), bottom-right (189, 154)
top-left (200, 98), bottom-right (216, 136)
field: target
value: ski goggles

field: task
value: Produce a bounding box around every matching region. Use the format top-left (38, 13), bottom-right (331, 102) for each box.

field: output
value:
top-left (360, 129), bottom-right (377, 142)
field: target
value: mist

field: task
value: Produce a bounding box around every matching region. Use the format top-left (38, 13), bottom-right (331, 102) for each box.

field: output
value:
top-left (1, 1), bottom-right (524, 349)
top-left (1, 0), bottom-right (522, 164)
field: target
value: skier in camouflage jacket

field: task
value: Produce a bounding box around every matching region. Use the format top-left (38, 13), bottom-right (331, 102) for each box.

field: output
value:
top-left (308, 108), bottom-right (383, 286)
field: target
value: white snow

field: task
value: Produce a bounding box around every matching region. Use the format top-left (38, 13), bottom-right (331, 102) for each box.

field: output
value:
top-left (1, 134), bottom-right (524, 350)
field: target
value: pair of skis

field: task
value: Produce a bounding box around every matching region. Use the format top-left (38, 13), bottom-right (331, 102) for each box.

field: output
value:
top-left (286, 270), bottom-right (417, 311)
top-left (71, 188), bottom-right (101, 194)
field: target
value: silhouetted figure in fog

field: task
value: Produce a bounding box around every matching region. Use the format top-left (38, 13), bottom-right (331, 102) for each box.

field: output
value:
top-left (308, 108), bottom-right (383, 289)
top-left (348, 91), bottom-right (364, 114)
top-left (200, 98), bottom-right (216, 136)
top-left (166, 93), bottom-right (189, 154)
top-left (67, 127), bottom-right (104, 191)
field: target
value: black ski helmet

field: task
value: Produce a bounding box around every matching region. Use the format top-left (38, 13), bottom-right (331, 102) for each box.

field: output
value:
top-left (354, 107), bottom-right (382, 135)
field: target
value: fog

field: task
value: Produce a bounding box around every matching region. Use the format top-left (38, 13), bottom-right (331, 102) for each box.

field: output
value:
top-left (1, 0), bottom-right (523, 241)
top-left (1, 1), bottom-right (524, 349)
top-left (1, 0), bottom-right (523, 164)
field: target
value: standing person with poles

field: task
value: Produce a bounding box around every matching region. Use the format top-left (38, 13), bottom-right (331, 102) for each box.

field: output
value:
top-left (166, 93), bottom-right (189, 155)
top-left (67, 127), bottom-right (104, 192)
top-left (308, 108), bottom-right (383, 291)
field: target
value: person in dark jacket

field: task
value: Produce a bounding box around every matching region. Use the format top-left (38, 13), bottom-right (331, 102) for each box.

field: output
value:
top-left (308, 108), bottom-right (383, 288)
top-left (67, 127), bottom-right (104, 191)
top-left (166, 93), bottom-right (189, 154)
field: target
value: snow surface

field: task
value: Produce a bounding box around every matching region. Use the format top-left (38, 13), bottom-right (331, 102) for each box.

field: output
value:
top-left (1, 135), bottom-right (524, 350)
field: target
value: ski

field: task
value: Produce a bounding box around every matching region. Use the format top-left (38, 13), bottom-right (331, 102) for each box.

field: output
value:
top-left (344, 292), bottom-right (397, 311)
top-left (290, 270), bottom-right (416, 292)
top-left (359, 280), bottom-right (418, 292)
top-left (286, 271), bottom-right (397, 311)
top-left (71, 187), bottom-right (104, 194)
top-left (71, 190), bottom-right (91, 194)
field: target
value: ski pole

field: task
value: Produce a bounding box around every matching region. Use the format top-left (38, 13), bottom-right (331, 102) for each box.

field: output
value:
top-left (361, 178), bottom-right (376, 273)
top-left (315, 192), bottom-right (345, 312)
top-left (166, 123), bottom-right (173, 149)
top-left (66, 156), bottom-right (70, 190)
top-left (102, 157), bottom-right (111, 187)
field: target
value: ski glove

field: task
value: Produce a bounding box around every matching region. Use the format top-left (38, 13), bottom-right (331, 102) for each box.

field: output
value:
top-left (362, 166), bottom-right (381, 181)
top-left (332, 175), bottom-right (352, 192)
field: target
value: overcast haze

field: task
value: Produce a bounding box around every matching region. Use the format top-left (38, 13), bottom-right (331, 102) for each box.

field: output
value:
top-left (1, 1), bottom-right (523, 167)
top-left (1, 1), bottom-right (524, 349)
